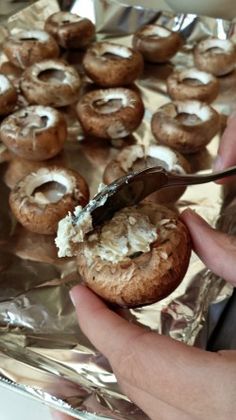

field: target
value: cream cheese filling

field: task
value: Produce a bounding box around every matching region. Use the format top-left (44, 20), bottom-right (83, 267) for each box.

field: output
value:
top-left (56, 204), bottom-right (158, 263)
top-left (56, 205), bottom-right (93, 257)
top-left (84, 207), bottom-right (158, 263)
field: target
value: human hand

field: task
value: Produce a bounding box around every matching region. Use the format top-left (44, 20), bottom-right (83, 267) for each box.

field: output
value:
top-left (52, 113), bottom-right (236, 420)
top-left (65, 209), bottom-right (236, 420)
top-left (214, 112), bottom-right (236, 172)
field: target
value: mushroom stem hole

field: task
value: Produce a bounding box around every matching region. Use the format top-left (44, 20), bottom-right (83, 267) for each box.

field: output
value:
top-left (93, 98), bottom-right (122, 113)
top-left (133, 156), bottom-right (167, 171)
top-left (182, 77), bottom-right (202, 86)
top-left (102, 52), bottom-right (124, 60)
top-left (38, 69), bottom-right (65, 82)
top-left (33, 181), bottom-right (66, 203)
top-left (205, 46), bottom-right (224, 54)
top-left (176, 112), bottom-right (201, 125)
top-left (19, 37), bottom-right (39, 41)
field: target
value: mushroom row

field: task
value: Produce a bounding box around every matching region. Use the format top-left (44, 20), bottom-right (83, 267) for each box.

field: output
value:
top-left (0, 10), bottom-right (234, 238)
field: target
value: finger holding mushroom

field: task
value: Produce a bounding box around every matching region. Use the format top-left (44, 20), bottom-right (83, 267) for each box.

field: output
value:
top-left (194, 38), bottom-right (236, 77)
top-left (132, 24), bottom-right (183, 63)
top-left (45, 11), bottom-right (95, 49)
top-left (9, 167), bottom-right (89, 235)
top-left (76, 87), bottom-right (144, 139)
top-left (3, 30), bottom-right (60, 69)
top-left (167, 68), bottom-right (219, 103)
top-left (56, 202), bottom-right (191, 307)
top-left (151, 100), bottom-right (220, 154)
top-left (83, 42), bottom-right (144, 87)
top-left (0, 105), bottom-right (67, 161)
top-left (103, 143), bottom-right (190, 203)
top-left (20, 59), bottom-right (81, 107)
top-left (0, 73), bottom-right (17, 115)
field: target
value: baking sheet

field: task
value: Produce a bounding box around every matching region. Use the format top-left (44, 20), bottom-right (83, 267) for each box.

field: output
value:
top-left (0, 0), bottom-right (235, 418)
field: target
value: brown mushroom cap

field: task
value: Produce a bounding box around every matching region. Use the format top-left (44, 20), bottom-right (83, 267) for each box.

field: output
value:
top-left (76, 87), bottom-right (144, 139)
top-left (103, 144), bottom-right (190, 203)
top-left (20, 59), bottom-right (81, 107)
top-left (194, 38), bottom-right (236, 76)
top-left (83, 42), bottom-right (144, 87)
top-left (0, 105), bottom-right (67, 161)
top-left (0, 73), bottom-right (17, 115)
top-left (133, 24), bottom-right (183, 63)
top-left (4, 158), bottom-right (45, 190)
top-left (9, 166), bottom-right (89, 235)
top-left (4, 153), bottom-right (66, 190)
top-left (45, 11), bottom-right (95, 49)
top-left (167, 67), bottom-right (219, 103)
top-left (3, 30), bottom-right (60, 69)
top-left (151, 100), bottom-right (220, 154)
top-left (76, 202), bottom-right (191, 307)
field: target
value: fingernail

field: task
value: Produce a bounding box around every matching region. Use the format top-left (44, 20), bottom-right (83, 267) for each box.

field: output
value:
top-left (69, 288), bottom-right (76, 307)
top-left (213, 156), bottom-right (223, 171)
top-left (69, 284), bottom-right (87, 307)
top-left (182, 208), bottom-right (209, 226)
top-left (181, 208), bottom-right (196, 218)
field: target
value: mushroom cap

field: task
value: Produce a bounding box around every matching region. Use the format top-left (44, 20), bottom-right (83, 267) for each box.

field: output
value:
top-left (194, 38), bottom-right (236, 76)
top-left (83, 41), bottom-right (144, 87)
top-left (20, 59), bottom-right (81, 107)
top-left (77, 202), bottom-right (191, 307)
top-left (103, 144), bottom-right (190, 203)
top-left (3, 30), bottom-right (60, 69)
top-left (167, 67), bottom-right (219, 103)
top-left (151, 100), bottom-right (220, 154)
top-left (9, 166), bottom-right (89, 235)
top-left (45, 12), bottom-right (95, 49)
top-left (4, 153), bottom-right (66, 190)
top-left (76, 87), bottom-right (144, 139)
top-left (133, 24), bottom-right (183, 63)
top-left (0, 105), bottom-right (67, 161)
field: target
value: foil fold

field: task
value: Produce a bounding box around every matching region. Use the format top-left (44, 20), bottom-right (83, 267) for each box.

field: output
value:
top-left (0, 0), bottom-right (235, 418)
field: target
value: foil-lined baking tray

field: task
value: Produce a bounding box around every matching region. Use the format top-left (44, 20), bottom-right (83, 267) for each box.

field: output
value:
top-left (0, 0), bottom-right (235, 418)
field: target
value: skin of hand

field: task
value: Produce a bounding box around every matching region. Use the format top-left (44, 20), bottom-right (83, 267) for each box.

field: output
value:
top-left (52, 114), bottom-right (236, 420)
top-left (214, 112), bottom-right (236, 172)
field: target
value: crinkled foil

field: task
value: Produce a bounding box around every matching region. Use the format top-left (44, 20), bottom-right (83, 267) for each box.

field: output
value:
top-left (0, 0), bottom-right (235, 418)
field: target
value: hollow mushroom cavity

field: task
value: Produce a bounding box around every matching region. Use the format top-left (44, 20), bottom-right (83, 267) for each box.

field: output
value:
top-left (167, 67), bottom-right (219, 103)
top-left (151, 100), bottom-right (219, 154)
top-left (76, 87), bottom-right (144, 139)
top-left (9, 167), bottom-right (89, 234)
top-left (83, 42), bottom-right (144, 87)
top-left (25, 169), bottom-right (74, 205)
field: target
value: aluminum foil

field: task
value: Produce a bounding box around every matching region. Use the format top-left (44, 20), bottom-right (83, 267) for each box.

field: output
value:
top-left (0, 0), bottom-right (235, 418)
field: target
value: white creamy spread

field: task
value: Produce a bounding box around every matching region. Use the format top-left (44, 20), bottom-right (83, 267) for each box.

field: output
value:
top-left (56, 206), bottom-right (93, 257)
top-left (84, 207), bottom-right (158, 263)
top-left (56, 202), bottom-right (158, 263)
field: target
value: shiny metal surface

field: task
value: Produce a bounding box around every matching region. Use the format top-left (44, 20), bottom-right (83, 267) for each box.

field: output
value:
top-left (89, 166), bottom-right (236, 228)
top-left (0, 0), bottom-right (235, 419)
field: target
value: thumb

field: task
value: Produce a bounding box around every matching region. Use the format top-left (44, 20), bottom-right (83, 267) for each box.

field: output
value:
top-left (181, 209), bottom-right (236, 286)
top-left (215, 113), bottom-right (236, 171)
